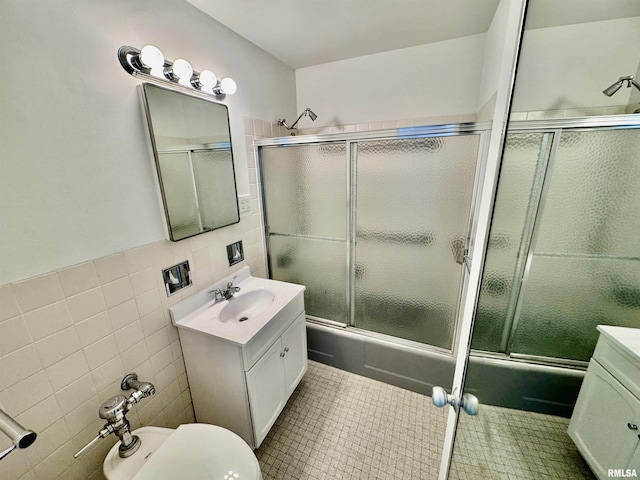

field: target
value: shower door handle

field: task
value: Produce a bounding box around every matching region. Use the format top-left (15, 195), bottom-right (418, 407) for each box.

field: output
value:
top-left (432, 387), bottom-right (479, 416)
top-left (452, 239), bottom-right (471, 272)
top-left (462, 254), bottom-right (471, 273)
top-left (454, 250), bottom-right (472, 273)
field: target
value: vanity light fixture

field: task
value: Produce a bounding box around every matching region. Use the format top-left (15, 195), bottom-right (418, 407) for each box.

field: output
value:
top-left (118, 45), bottom-right (237, 98)
top-left (193, 69), bottom-right (217, 93)
top-left (165, 58), bottom-right (193, 87)
top-left (215, 77), bottom-right (237, 96)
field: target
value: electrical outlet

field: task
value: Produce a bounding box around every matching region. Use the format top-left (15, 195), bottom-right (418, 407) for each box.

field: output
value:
top-left (238, 194), bottom-right (252, 215)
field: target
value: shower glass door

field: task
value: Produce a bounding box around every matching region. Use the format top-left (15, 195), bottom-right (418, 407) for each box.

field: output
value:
top-left (508, 127), bottom-right (640, 361)
top-left (352, 135), bottom-right (481, 350)
top-left (260, 130), bottom-right (485, 352)
top-left (471, 126), bottom-right (640, 363)
top-left (261, 142), bottom-right (349, 324)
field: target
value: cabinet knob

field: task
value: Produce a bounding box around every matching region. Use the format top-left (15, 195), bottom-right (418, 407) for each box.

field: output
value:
top-left (284, 347), bottom-right (290, 353)
top-left (280, 352), bottom-right (285, 358)
top-left (628, 423), bottom-right (638, 431)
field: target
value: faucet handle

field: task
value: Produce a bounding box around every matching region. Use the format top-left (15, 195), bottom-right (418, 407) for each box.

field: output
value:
top-left (227, 275), bottom-right (238, 289)
top-left (208, 288), bottom-right (224, 300)
top-left (73, 424), bottom-right (113, 458)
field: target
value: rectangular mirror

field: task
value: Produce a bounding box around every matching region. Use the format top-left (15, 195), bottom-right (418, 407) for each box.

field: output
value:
top-left (140, 83), bottom-right (240, 241)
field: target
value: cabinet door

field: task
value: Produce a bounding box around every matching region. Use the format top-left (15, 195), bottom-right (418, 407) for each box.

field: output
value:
top-left (281, 313), bottom-right (308, 397)
top-left (246, 339), bottom-right (286, 447)
top-left (569, 360), bottom-right (640, 478)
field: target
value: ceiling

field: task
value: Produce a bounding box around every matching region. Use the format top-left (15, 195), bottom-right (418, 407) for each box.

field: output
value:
top-left (525, 0), bottom-right (640, 30)
top-left (186, 0), bottom-right (640, 70)
top-left (186, 0), bottom-right (501, 69)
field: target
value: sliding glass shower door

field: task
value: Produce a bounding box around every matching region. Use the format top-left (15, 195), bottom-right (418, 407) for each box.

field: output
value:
top-left (471, 125), bottom-right (640, 364)
top-left (260, 129), bottom-right (484, 351)
top-left (261, 143), bottom-right (349, 323)
top-left (352, 136), bottom-right (480, 350)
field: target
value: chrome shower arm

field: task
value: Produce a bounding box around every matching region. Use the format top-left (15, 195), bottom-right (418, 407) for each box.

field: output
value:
top-left (289, 109), bottom-right (310, 129)
top-left (278, 108), bottom-right (318, 130)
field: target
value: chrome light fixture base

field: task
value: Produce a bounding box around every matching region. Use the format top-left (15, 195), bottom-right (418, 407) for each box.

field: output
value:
top-left (118, 45), bottom-right (236, 98)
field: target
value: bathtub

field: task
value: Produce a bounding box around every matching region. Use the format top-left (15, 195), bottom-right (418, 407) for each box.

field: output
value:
top-left (306, 321), bottom-right (585, 417)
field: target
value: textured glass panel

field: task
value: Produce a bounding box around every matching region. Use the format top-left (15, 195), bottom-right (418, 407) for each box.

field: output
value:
top-left (535, 129), bottom-right (640, 258)
top-left (511, 255), bottom-right (640, 361)
top-left (192, 150), bottom-right (239, 229)
top-left (261, 143), bottom-right (347, 239)
top-left (158, 152), bottom-right (200, 238)
top-left (354, 135), bottom-right (480, 349)
top-left (471, 132), bottom-right (552, 352)
top-left (269, 235), bottom-right (347, 323)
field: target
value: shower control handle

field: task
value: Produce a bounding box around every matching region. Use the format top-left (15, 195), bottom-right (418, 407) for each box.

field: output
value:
top-left (432, 387), bottom-right (479, 416)
top-left (628, 423), bottom-right (638, 431)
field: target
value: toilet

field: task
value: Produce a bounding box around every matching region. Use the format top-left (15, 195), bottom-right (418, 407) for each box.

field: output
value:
top-left (103, 423), bottom-right (262, 480)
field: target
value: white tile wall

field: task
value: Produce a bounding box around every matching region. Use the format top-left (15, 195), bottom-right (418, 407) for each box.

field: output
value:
top-left (0, 188), bottom-right (266, 478)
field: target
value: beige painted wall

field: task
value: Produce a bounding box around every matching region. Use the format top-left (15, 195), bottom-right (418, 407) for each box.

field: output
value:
top-left (0, 0), bottom-right (294, 477)
top-left (0, 0), bottom-right (296, 285)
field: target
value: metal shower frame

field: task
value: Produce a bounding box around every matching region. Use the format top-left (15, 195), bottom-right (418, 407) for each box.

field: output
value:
top-left (254, 121), bottom-right (492, 358)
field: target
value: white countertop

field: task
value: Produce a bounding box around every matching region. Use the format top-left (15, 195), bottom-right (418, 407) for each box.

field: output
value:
top-left (597, 325), bottom-right (640, 364)
top-left (170, 268), bottom-right (305, 346)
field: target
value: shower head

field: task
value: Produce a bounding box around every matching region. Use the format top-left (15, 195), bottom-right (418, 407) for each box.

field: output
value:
top-left (278, 107), bottom-right (319, 130)
top-left (603, 75), bottom-right (640, 97)
top-left (603, 81), bottom-right (623, 97)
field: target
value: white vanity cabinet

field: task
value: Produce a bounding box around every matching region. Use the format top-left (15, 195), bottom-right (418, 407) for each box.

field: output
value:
top-left (246, 315), bottom-right (307, 446)
top-left (569, 326), bottom-right (640, 479)
top-left (170, 268), bottom-right (307, 449)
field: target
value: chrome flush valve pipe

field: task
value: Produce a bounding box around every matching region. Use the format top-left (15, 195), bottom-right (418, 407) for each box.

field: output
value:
top-left (73, 374), bottom-right (156, 459)
top-left (121, 373), bottom-right (155, 402)
top-left (0, 409), bottom-right (37, 461)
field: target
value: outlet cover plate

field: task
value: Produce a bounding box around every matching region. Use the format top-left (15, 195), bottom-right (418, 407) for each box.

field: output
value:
top-left (238, 194), bottom-right (251, 216)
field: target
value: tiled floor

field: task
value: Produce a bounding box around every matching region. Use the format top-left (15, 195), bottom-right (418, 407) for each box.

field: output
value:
top-left (256, 361), bottom-right (595, 480)
top-left (450, 404), bottom-right (595, 480)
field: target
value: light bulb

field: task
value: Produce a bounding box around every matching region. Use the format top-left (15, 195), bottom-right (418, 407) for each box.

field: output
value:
top-left (219, 77), bottom-right (237, 95)
top-left (139, 45), bottom-right (164, 69)
top-left (195, 69), bottom-right (217, 92)
top-left (172, 59), bottom-right (193, 86)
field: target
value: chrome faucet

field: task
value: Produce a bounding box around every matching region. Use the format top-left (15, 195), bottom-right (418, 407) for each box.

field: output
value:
top-left (208, 275), bottom-right (241, 303)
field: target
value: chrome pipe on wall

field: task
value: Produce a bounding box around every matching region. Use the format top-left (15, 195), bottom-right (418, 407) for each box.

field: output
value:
top-left (0, 408), bottom-right (37, 461)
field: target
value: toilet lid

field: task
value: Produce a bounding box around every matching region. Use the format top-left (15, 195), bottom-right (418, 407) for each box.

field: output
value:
top-left (132, 424), bottom-right (261, 480)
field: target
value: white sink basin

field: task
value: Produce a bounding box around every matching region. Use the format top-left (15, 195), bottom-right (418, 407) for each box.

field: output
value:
top-left (218, 288), bottom-right (275, 323)
top-left (169, 266), bottom-right (305, 346)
